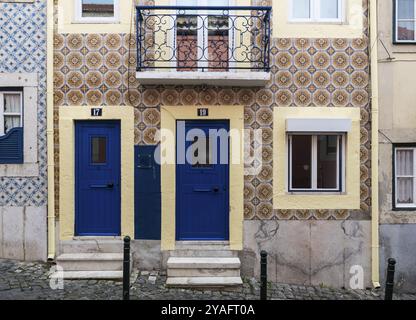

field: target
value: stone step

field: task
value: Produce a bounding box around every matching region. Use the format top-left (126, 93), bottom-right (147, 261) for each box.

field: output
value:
top-left (50, 270), bottom-right (123, 280)
top-left (168, 268), bottom-right (240, 277)
top-left (167, 257), bottom-right (241, 269)
top-left (166, 276), bottom-right (243, 287)
top-left (56, 253), bottom-right (124, 271)
top-left (59, 239), bottom-right (123, 254)
top-left (175, 241), bottom-right (230, 251)
top-left (168, 250), bottom-right (237, 257)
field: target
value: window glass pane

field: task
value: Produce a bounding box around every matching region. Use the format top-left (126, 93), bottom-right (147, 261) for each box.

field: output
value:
top-left (396, 149), bottom-right (413, 175)
top-left (4, 94), bottom-right (21, 113)
top-left (291, 135), bottom-right (312, 189)
top-left (320, 0), bottom-right (339, 19)
top-left (4, 116), bottom-right (21, 133)
top-left (397, 21), bottom-right (415, 40)
top-left (397, 177), bottom-right (414, 204)
top-left (82, 0), bottom-right (114, 18)
top-left (398, 0), bottom-right (415, 19)
top-left (292, 0), bottom-right (311, 19)
top-left (190, 136), bottom-right (212, 168)
top-left (91, 137), bottom-right (107, 164)
top-left (317, 135), bottom-right (338, 189)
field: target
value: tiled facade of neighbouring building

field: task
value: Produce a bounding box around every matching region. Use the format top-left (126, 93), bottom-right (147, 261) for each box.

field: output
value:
top-left (0, 0), bottom-right (48, 261)
top-left (52, 0), bottom-right (373, 288)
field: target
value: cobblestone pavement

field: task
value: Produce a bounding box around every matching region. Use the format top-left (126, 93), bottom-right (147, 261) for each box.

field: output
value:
top-left (0, 259), bottom-right (415, 300)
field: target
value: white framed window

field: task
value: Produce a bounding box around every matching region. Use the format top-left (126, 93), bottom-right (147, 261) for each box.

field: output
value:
top-left (74, 0), bottom-right (120, 24)
top-left (394, 0), bottom-right (416, 43)
top-left (288, 134), bottom-right (345, 192)
top-left (394, 146), bottom-right (416, 208)
top-left (289, 0), bottom-right (343, 23)
top-left (0, 91), bottom-right (23, 136)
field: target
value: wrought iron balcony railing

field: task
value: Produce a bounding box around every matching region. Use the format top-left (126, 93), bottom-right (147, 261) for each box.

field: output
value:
top-left (136, 6), bottom-right (271, 72)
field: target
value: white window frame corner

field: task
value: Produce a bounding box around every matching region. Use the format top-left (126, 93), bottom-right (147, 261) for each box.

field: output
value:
top-left (73, 0), bottom-right (121, 24)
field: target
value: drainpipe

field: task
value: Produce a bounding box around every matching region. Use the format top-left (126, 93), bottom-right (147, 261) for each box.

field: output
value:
top-left (369, 0), bottom-right (380, 289)
top-left (47, 0), bottom-right (56, 261)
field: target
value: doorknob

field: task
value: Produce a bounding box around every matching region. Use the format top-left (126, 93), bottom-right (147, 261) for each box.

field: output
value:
top-left (107, 182), bottom-right (114, 188)
top-left (212, 187), bottom-right (219, 192)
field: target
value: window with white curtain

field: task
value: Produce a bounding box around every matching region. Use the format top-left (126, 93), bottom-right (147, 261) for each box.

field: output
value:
top-left (0, 91), bottom-right (23, 136)
top-left (394, 147), bottom-right (416, 208)
top-left (395, 0), bottom-right (416, 42)
top-left (290, 0), bottom-right (343, 22)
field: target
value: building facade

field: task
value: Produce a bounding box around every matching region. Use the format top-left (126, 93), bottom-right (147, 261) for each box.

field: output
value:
top-left (0, 0), bottom-right (48, 261)
top-left (378, 0), bottom-right (416, 293)
top-left (52, 0), bottom-right (374, 288)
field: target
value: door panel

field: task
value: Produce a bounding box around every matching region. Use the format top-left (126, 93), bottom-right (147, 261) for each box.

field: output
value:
top-left (176, 120), bottom-right (229, 240)
top-left (75, 121), bottom-right (121, 236)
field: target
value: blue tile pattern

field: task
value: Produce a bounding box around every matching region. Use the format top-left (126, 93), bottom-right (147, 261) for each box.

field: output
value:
top-left (0, 0), bottom-right (47, 206)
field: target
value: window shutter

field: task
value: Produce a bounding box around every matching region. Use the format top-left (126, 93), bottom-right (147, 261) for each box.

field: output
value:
top-left (0, 127), bottom-right (23, 164)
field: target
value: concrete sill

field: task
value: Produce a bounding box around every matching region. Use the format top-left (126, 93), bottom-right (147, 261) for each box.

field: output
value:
top-left (136, 71), bottom-right (270, 87)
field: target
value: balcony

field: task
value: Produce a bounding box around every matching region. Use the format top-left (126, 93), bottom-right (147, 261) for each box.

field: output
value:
top-left (136, 6), bottom-right (272, 87)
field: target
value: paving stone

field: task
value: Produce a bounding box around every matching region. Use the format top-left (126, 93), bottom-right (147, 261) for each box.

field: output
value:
top-left (0, 259), bottom-right (415, 300)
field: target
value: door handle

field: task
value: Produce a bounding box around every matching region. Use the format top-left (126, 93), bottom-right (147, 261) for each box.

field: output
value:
top-left (193, 188), bottom-right (211, 192)
top-left (90, 183), bottom-right (114, 189)
top-left (212, 187), bottom-right (219, 192)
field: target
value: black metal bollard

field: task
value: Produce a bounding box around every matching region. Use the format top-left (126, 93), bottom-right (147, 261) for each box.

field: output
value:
top-left (385, 258), bottom-right (396, 300)
top-left (260, 250), bottom-right (268, 300)
top-left (123, 236), bottom-right (131, 300)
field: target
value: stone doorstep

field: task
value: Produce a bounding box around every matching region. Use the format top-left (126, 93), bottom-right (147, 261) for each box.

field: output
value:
top-left (166, 276), bottom-right (243, 287)
top-left (167, 268), bottom-right (240, 278)
top-left (167, 257), bottom-right (241, 269)
top-left (56, 253), bottom-right (131, 273)
top-left (50, 270), bottom-right (123, 280)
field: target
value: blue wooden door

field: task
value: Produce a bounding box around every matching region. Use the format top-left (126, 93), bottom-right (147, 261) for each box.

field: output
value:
top-left (75, 121), bottom-right (121, 236)
top-left (176, 120), bottom-right (229, 240)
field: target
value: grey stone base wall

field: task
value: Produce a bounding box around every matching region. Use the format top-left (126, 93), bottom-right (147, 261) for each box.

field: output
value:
top-left (0, 206), bottom-right (47, 261)
top-left (380, 224), bottom-right (416, 293)
top-left (131, 240), bottom-right (162, 270)
top-left (241, 220), bottom-right (372, 289)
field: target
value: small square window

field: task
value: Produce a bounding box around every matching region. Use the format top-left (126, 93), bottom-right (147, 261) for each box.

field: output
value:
top-left (75, 0), bottom-right (119, 23)
top-left (394, 146), bottom-right (416, 208)
top-left (291, 0), bottom-right (343, 22)
top-left (288, 134), bottom-right (344, 192)
top-left (82, 0), bottom-right (115, 18)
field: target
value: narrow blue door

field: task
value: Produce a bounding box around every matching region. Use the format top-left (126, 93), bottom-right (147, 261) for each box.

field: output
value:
top-left (75, 121), bottom-right (121, 236)
top-left (176, 120), bottom-right (229, 240)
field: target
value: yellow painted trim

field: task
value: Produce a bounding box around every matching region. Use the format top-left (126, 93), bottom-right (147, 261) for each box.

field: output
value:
top-left (57, 0), bottom-right (135, 34)
top-left (59, 106), bottom-right (135, 240)
top-left (272, 0), bottom-right (364, 38)
top-left (369, 0), bottom-right (380, 288)
top-left (273, 107), bottom-right (361, 210)
top-left (160, 105), bottom-right (244, 251)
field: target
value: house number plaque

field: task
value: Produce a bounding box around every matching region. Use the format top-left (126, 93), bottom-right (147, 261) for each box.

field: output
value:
top-left (197, 108), bottom-right (209, 117)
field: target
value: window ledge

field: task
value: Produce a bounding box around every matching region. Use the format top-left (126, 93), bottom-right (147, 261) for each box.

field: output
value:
top-left (0, 163), bottom-right (39, 177)
top-left (136, 71), bottom-right (271, 87)
top-left (286, 192), bottom-right (346, 196)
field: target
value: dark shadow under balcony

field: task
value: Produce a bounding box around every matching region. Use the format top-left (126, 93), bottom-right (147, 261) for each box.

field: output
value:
top-left (136, 5), bottom-right (272, 87)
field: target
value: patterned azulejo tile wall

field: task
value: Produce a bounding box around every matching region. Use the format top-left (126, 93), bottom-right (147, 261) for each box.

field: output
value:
top-left (0, 0), bottom-right (47, 206)
top-left (53, 0), bottom-right (371, 220)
